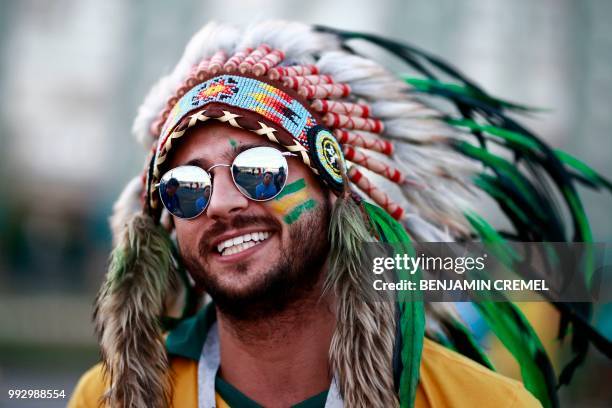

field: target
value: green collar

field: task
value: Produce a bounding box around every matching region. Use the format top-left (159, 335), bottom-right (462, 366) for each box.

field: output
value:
top-left (165, 302), bottom-right (216, 360)
top-left (216, 375), bottom-right (328, 408)
top-left (166, 304), bottom-right (329, 408)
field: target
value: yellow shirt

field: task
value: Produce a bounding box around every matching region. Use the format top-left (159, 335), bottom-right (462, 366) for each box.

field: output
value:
top-left (68, 338), bottom-right (539, 407)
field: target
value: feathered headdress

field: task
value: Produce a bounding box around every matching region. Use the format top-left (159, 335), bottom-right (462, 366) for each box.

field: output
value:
top-left (94, 20), bottom-right (611, 408)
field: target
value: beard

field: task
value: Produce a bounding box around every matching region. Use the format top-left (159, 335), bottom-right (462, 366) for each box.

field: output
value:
top-left (180, 196), bottom-right (331, 321)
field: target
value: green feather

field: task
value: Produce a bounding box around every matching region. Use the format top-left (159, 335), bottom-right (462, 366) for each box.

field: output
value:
top-left (449, 119), bottom-right (612, 195)
top-left (454, 141), bottom-right (549, 220)
top-left (474, 301), bottom-right (558, 407)
top-left (555, 149), bottom-right (612, 192)
top-left (364, 202), bottom-right (424, 408)
top-left (464, 211), bottom-right (521, 267)
top-left (439, 317), bottom-right (495, 370)
top-left (405, 77), bottom-right (543, 112)
top-left (562, 187), bottom-right (594, 287)
top-left (467, 211), bottom-right (558, 406)
top-left (472, 174), bottom-right (532, 229)
top-left (447, 118), bottom-right (541, 151)
top-left (313, 23), bottom-right (610, 396)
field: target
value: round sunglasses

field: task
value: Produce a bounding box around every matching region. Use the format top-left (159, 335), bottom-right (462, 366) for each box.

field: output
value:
top-left (158, 146), bottom-right (295, 219)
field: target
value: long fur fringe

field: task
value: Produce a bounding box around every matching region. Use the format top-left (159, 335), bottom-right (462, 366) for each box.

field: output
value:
top-left (94, 213), bottom-right (179, 408)
top-left (109, 177), bottom-right (144, 246)
top-left (325, 195), bottom-right (398, 407)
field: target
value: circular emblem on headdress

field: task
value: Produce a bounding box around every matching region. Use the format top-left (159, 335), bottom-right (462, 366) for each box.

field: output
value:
top-left (307, 126), bottom-right (345, 191)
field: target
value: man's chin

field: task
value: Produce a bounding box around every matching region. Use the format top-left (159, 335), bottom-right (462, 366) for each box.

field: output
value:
top-left (193, 251), bottom-right (320, 321)
top-left (204, 273), bottom-right (294, 321)
top-left (209, 266), bottom-right (275, 299)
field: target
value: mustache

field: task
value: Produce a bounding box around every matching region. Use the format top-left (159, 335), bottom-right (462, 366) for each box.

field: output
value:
top-left (198, 214), bottom-right (282, 253)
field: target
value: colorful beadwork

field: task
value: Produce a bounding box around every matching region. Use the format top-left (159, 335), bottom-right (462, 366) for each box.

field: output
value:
top-left (158, 75), bottom-right (319, 151)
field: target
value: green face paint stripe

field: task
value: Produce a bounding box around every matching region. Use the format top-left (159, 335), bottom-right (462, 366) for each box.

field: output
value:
top-left (229, 138), bottom-right (238, 150)
top-left (283, 199), bottom-right (317, 224)
top-left (275, 178), bottom-right (306, 200)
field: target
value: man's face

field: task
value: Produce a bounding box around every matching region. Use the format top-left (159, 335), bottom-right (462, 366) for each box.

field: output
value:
top-left (167, 122), bottom-right (333, 319)
top-left (263, 173), bottom-right (272, 185)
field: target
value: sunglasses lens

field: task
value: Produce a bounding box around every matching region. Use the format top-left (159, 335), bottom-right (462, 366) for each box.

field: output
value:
top-left (232, 147), bottom-right (289, 201)
top-left (159, 165), bottom-right (212, 219)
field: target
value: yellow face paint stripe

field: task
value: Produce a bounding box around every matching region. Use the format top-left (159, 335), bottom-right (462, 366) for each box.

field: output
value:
top-left (269, 189), bottom-right (309, 216)
top-left (268, 178), bottom-right (317, 224)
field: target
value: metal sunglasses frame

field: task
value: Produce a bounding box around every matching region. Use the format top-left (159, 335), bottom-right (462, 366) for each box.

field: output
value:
top-left (157, 146), bottom-right (297, 219)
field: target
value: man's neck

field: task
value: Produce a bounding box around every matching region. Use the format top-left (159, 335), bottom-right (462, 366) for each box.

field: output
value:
top-left (216, 285), bottom-right (335, 408)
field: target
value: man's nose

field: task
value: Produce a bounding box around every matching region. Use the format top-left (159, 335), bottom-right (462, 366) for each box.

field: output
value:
top-left (206, 168), bottom-right (249, 220)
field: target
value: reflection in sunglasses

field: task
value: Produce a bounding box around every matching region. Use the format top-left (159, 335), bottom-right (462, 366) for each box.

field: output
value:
top-left (159, 166), bottom-right (213, 218)
top-left (233, 165), bottom-right (285, 200)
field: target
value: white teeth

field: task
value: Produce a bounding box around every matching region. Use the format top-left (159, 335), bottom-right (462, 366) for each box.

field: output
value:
top-left (217, 231), bottom-right (271, 256)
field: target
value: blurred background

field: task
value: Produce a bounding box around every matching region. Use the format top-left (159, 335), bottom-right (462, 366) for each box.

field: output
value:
top-left (0, 0), bottom-right (611, 406)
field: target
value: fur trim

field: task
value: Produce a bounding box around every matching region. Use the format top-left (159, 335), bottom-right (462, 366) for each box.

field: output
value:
top-left (132, 75), bottom-right (175, 148)
top-left (325, 195), bottom-right (398, 407)
top-left (109, 176), bottom-right (144, 246)
top-left (94, 213), bottom-right (179, 408)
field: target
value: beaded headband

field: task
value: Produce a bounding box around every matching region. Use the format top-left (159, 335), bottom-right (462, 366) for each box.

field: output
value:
top-left (148, 45), bottom-right (406, 220)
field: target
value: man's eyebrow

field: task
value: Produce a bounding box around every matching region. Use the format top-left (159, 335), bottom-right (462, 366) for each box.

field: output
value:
top-left (183, 142), bottom-right (271, 169)
top-left (220, 142), bottom-right (274, 162)
top-left (229, 142), bottom-right (268, 157)
top-left (185, 157), bottom-right (213, 169)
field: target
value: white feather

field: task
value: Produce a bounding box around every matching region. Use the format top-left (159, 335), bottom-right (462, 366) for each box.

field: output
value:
top-left (109, 177), bottom-right (143, 246)
top-left (132, 22), bottom-right (240, 148)
top-left (131, 19), bottom-right (485, 238)
top-left (239, 20), bottom-right (339, 62)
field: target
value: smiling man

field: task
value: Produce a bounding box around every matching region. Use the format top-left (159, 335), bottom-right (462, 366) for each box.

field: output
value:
top-left (169, 124), bottom-right (331, 315)
top-left (68, 20), bottom-right (612, 408)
